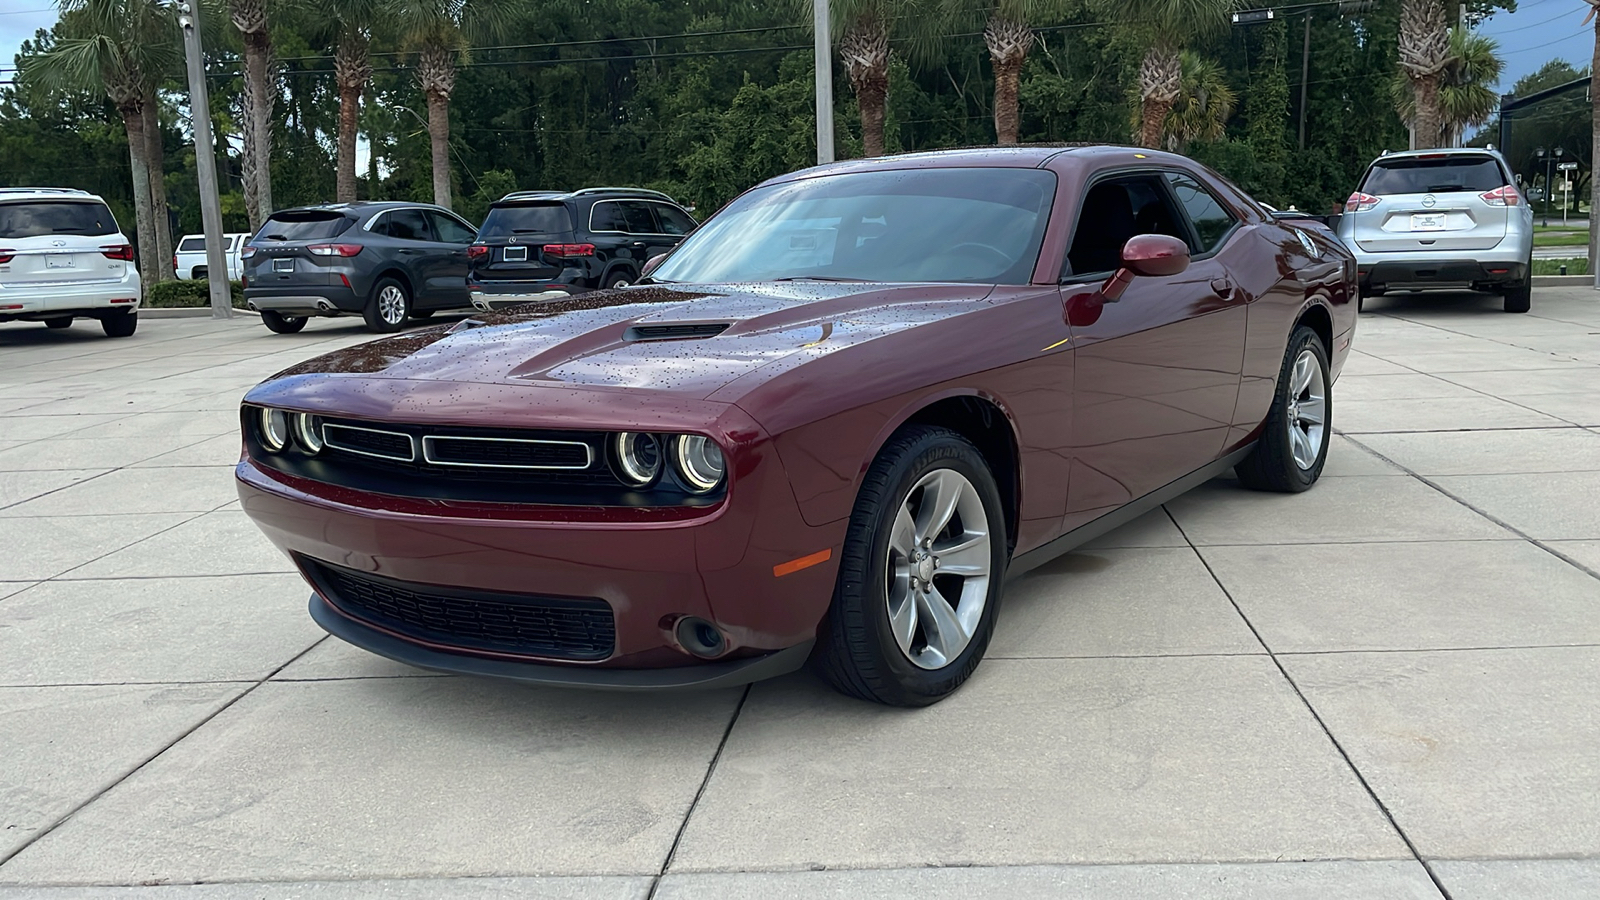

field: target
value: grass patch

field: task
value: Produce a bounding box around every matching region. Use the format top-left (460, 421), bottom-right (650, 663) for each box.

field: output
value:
top-left (146, 279), bottom-right (247, 309)
top-left (1533, 232), bottom-right (1590, 247)
top-left (1531, 258), bottom-right (1589, 276)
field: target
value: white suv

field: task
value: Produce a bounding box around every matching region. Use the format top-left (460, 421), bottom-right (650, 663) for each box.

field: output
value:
top-left (1337, 149), bottom-right (1534, 313)
top-left (0, 188), bottom-right (142, 337)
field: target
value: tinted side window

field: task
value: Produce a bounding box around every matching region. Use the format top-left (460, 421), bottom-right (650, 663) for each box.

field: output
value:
top-left (1165, 173), bottom-right (1236, 253)
top-left (178, 237), bottom-right (206, 251)
top-left (428, 211), bottom-right (476, 244)
top-left (654, 204), bottom-right (697, 236)
top-left (386, 209), bottom-right (432, 241)
top-left (619, 201), bottom-right (659, 234)
top-left (1066, 173), bottom-right (1184, 277)
top-left (590, 201), bottom-right (627, 232)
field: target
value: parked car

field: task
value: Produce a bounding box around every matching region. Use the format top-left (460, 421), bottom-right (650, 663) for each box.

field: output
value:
top-left (237, 146), bottom-right (1356, 706)
top-left (1337, 148), bottom-right (1533, 312)
top-left (241, 201), bottom-right (479, 334)
top-left (0, 187), bottom-right (140, 337)
top-left (466, 187), bottom-right (697, 311)
top-left (174, 231), bottom-right (249, 281)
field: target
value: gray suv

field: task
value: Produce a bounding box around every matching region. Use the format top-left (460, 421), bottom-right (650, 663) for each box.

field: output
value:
top-left (242, 201), bottom-right (479, 334)
top-left (1337, 148), bottom-right (1534, 313)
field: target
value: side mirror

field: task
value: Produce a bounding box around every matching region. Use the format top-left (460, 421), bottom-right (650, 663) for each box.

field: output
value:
top-left (642, 253), bottom-right (668, 277)
top-left (1099, 234), bottom-right (1190, 302)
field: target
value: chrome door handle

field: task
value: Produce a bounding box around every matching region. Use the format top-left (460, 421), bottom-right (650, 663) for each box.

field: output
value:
top-left (1211, 277), bottom-right (1235, 299)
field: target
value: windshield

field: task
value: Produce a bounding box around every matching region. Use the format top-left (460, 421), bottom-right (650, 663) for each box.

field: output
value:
top-left (255, 211), bottom-right (352, 242)
top-left (481, 202), bottom-right (574, 238)
top-left (1361, 157), bottom-right (1505, 195)
top-left (650, 167), bottom-right (1056, 285)
top-left (0, 201), bottom-right (117, 238)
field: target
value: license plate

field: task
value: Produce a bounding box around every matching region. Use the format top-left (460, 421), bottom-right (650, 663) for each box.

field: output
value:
top-left (272, 258), bottom-right (294, 272)
top-left (503, 246), bottom-right (527, 262)
top-left (46, 254), bottom-right (73, 269)
top-left (1410, 213), bottom-right (1446, 231)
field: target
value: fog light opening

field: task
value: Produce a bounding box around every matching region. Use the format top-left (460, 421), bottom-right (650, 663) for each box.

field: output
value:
top-left (675, 616), bottom-right (727, 659)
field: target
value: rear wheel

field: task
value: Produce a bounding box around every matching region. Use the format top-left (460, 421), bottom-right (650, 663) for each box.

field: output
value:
top-left (100, 311), bottom-right (137, 338)
top-left (408, 309), bottom-right (435, 319)
top-left (1235, 325), bottom-right (1330, 493)
top-left (813, 425), bottom-right (1007, 707)
top-left (364, 278), bottom-right (410, 332)
top-left (45, 318), bottom-right (71, 329)
top-left (260, 310), bottom-right (308, 334)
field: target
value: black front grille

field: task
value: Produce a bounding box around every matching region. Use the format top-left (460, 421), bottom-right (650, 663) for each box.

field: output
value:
top-left (324, 424), bottom-right (414, 460)
top-left (306, 558), bottom-right (615, 660)
top-left (423, 435), bottom-right (590, 469)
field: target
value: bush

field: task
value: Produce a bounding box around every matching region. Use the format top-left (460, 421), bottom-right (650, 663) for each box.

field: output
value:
top-left (146, 278), bottom-right (247, 309)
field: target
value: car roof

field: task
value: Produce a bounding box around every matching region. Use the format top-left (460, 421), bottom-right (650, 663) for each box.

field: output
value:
top-left (0, 187), bottom-right (109, 204)
top-left (495, 187), bottom-right (681, 206)
top-left (1373, 148), bottom-right (1506, 162)
top-left (756, 144), bottom-right (1202, 188)
top-left (269, 201), bottom-right (441, 217)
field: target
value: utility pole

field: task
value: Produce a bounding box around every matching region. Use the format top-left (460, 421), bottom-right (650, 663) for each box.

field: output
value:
top-left (1298, 13), bottom-right (1311, 150)
top-left (176, 0), bottom-right (232, 319)
top-left (814, 0), bottom-right (835, 164)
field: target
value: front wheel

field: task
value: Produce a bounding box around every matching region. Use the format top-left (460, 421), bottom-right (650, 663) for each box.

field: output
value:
top-left (260, 310), bottom-right (308, 334)
top-left (364, 278), bottom-right (411, 333)
top-left (1235, 325), bottom-right (1330, 492)
top-left (813, 425), bottom-right (1007, 707)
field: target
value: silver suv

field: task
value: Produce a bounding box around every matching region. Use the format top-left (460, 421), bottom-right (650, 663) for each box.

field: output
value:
top-left (1337, 148), bottom-right (1533, 313)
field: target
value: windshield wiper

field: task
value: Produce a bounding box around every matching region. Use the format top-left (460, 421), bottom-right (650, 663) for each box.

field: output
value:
top-left (772, 275), bottom-right (867, 283)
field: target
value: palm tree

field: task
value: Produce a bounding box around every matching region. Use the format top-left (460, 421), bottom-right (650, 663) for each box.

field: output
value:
top-left (1398, 0), bottom-right (1450, 149)
top-left (302, 0), bottom-right (381, 201)
top-left (941, 0), bottom-right (1070, 145)
top-left (31, 0), bottom-right (180, 284)
top-left (229, 0), bottom-right (276, 226)
top-left (1144, 51), bottom-right (1235, 152)
top-left (391, 0), bottom-right (510, 210)
top-left (833, 0), bottom-right (894, 157)
top-left (1110, 0), bottom-right (1236, 149)
top-left (1392, 29), bottom-right (1502, 148)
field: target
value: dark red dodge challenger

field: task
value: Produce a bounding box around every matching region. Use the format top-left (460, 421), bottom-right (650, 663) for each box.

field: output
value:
top-left (238, 146), bottom-right (1356, 706)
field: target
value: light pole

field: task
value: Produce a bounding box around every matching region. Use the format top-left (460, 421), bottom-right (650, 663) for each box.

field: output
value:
top-left (176, 1), bottom-right (233, 319)
top-left (813, 0), bottom-right (834, 165)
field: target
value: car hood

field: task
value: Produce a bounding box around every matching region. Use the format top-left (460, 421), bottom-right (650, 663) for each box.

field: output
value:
top-left (270, 282), bottom-right (995, 400)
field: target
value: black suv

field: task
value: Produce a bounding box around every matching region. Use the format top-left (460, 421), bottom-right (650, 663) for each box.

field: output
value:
top-left (242, 201), bottom-right (479, 334)
top-left (466, 188), bottom-right (697, 311)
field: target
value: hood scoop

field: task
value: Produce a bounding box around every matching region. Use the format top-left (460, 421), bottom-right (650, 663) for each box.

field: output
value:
top-left (624, 323), bottom-right (731, 342)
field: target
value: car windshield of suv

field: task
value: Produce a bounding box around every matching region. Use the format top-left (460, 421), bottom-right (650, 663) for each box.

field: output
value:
top-left (649, 168), bottom-right (1056, 285)
top-left (480, 202), bottom-right (574, 238)
top-left (255, 211), bottom-right (352, 242)
top-left (0, 201), bottom-right (117, 238)
top-left (1361, 157), bottom-right (1505, 195)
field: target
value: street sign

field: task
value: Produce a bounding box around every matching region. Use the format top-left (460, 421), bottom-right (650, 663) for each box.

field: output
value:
top-left (1232, 8), bottom-right (1275, 24)
top-left (1557, 161), bottom-right (1579, 171)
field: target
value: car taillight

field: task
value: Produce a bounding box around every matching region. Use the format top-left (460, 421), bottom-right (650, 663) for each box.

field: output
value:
top-left (0, 250), bottom-right (13, 264)
top-left (543, 243), bottom-right (596, 257)
top-left (1344, 192), bottom-right (1380, 213)
top-left (100, 244), bottom-right (135, 261)
top-left (307, 243), bottom-right (363, 257)
top-left (241, 245), bottom-right (256, 259)
top-left (241, 274), bottom-right (248, 287)
top-left (1480, 185), bottom-right (1519, 207)
top-left (467, 244), bottom-right (489, 261)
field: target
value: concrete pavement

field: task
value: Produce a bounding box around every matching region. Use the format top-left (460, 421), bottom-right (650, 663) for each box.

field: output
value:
top-left (1, 288), bottom-right (1598, 897)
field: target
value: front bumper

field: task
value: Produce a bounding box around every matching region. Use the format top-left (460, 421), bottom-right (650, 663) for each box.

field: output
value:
top-left (0, 272), bottom-right (142, 322)
top-left (244, 285), bottom-right (362, 316)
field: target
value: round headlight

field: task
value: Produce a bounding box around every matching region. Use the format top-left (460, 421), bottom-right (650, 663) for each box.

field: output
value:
top-left (613, 432), bottom-right (663, 486)
top-left (674, 434), bottom-right (726, 493)
top-left (258, 407), bottom-right (290, 452)
top-left (293, 412), bottom-right (323, 453)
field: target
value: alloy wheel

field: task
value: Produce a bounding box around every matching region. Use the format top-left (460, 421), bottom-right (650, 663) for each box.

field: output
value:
top-left (377, 285), bottom-right (407, 325)
top-left (884, 468), bottom-right (992, 670)
top-left (1287, 347), bottom-right (1327, 470)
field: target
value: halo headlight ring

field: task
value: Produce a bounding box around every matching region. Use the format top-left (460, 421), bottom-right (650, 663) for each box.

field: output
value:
top-left (613, 432), bottom-right (664, 487)
top-left (258, 407), bottom-right (290, 452)
top-left (674, 434), bottom-right (726, 493)
top-left (293, 412), bottom-right (324, 454)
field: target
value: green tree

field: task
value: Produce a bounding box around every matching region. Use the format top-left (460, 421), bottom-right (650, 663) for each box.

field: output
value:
top-left (830, 0), bottom-right (894, 157)
top-left (1150, 51), bottom-right (1235, 151)
top-left (30, 0), bottom-right (181, 284)
top-left (1398, 0), bottom-right (1450, 148)
top-left (1394, 28), bottom-right (1501, 147)
top-left (229, 0), bottom-right (278, 225)
top-left (1107, 0), bottom-right (1235, 148)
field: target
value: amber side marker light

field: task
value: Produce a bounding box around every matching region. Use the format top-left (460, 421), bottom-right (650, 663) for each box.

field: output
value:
top-left (774, 549), bottom-right (832, 578)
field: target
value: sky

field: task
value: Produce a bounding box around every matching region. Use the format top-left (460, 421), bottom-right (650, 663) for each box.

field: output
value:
top-left (1, 2), bottom-right (1596, 108)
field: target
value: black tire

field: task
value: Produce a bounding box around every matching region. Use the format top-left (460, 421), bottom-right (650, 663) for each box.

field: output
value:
top-left (364, 277), bottom-right (411, 333)
top-left (100, 311), bottom-right (137, 338)
top-left (1235, 325), bottom-right (1330, 492)
top-left (1503, 280), bottom-right (1531, 313)
top-left (603, 268), bottom-right (635, 290)
top-left (45, 318), bottom-right (71, 329)
top-left (408, 309), bottom-right (435, 319)
top-left (260, 310), bottom-right (308, 334)
top-left (812, 425), bottom-right (1008, 707)
top-left (193, 267), bottom-right (207, 280)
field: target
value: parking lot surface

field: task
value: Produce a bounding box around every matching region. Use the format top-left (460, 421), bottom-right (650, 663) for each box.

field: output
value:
top-left (2, 290), bottom-right (1598, 898)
